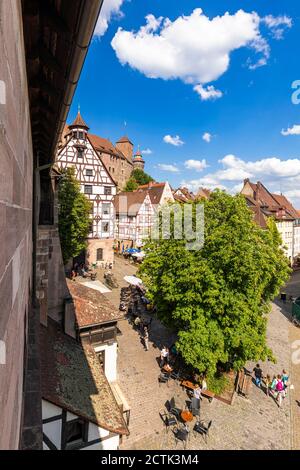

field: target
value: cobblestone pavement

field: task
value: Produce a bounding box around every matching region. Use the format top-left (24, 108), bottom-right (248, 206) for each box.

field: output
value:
top-left (277, 270), bottom-right (300, 450)
top-left (102, 257), bottom-right (298, 450)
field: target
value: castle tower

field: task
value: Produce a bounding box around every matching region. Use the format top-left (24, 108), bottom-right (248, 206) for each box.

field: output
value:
top-left (115, 135), bottom-right (133, 161)
top-left (132, 147), bottom-right (145, 171)
top-left (68, 110), bottom-right (89, 142)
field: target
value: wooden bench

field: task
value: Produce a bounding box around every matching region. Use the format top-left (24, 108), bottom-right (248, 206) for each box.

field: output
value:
top-left (181, 380), bottom-right (215, 402)
top-left (201, 389), bottom-right (215, 403)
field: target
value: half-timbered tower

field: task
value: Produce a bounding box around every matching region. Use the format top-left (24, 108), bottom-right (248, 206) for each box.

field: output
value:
top-left (56, 112), bottom-right (117, 265)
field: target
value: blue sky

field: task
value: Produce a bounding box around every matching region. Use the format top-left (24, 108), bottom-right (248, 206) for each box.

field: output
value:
top-left (70, 1), bottom-right (300, 206)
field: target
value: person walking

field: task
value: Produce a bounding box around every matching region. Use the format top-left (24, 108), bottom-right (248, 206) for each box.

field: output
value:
top-left (143, 327), bottom-right (149, 351)
top-left (253, 364), bottom-right (263, 388)
top-left (281, 369), bottom-right (289, 398)
top-left (276, 375), bottom-right (285, 407)
top-left (160, 346), bottom-right (169, 368)
top-left (264, 375), bottom-right (271, 396)
top-left (270, 375), bottom-right (278, 397)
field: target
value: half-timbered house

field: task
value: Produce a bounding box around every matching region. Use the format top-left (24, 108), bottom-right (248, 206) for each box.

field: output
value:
top-left (56, 112), bottom-right (117, 265)
top-left (113, 191), bottom-right (155, 247)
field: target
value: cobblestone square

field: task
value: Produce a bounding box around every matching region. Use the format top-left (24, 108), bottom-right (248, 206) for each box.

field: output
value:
top-left (101, 257), bottom-right (300, 450)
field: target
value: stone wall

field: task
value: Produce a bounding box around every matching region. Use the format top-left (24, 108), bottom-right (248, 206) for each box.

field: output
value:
top-left (87, 238), bottom-right (115, 265)
top-left (0, 0), bottom-right (33, 449)
top-left (36, 226), bottom-right (69, 325)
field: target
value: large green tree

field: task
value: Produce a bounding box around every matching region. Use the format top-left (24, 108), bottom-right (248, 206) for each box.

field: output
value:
top-left (124, 168), bottom-right (154, 191)
top-left (58, 167), bottom-right (92, 264)
top-left (139, 191), bottom-right (290, 378)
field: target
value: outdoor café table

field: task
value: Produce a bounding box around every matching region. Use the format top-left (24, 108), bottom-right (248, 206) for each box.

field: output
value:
top-left (181, 410), bottom-right (193, 423)
top-left (181, 380), bottom-right (198, 391)
top-left (163, 364), bottom-right (173, 374)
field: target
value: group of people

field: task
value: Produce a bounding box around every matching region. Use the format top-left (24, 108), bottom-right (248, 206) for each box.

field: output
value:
top-left (253, 364), bottom-right (289, 407)
top-left (70, 263), bottom-right (89, 280)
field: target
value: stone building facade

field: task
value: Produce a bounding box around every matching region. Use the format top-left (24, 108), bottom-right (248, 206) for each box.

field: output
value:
top-left (0, 0), bottom-right (34, 449)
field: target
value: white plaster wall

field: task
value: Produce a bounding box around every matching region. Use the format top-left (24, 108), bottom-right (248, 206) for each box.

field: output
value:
top-left (43, 420), bottom-right (62, 450)
top-left (42, 400), bottom-right (62, 420)
top-left (88, 422), bottom-right (109, 441)
top-left (80, 435), bottom-right (119, 451)
top-left (94, 343), bottom-right (117, 382)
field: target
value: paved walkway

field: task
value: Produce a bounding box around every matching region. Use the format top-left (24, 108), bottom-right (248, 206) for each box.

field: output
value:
top-left (102, 257), bottom-right (299, 450)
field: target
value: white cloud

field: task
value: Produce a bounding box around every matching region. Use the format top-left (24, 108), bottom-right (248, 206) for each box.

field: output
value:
top-left (157, 163), bottom-right (179, 173)
top-left (142, 148), bottom-right (153, 155)
top-left (163, 135), bottom-right (184, 146)
top-left (182, 153), bottom-right (300, 207)
top-left (281, 125), bottom-right (300, 136)
top-left (94, 0), bottom-right (125, 37)
top-left (202, 132), bottom-right (212, 143)
top-left (194, 85), bottom-right (223, 101)
top-left (185, 159), bottom-right (208, 172)
top-left (263, 15), bottom-right (292, 40)
top-left (111, 9), bottom-right (291, 95)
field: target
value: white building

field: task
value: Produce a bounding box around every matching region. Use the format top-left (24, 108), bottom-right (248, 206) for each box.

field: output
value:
top-left (56, 112), bottom-right (117, 265)
top-left (114, 191), bottom-right (155, 246)
top-left (241, 180), bottom-right (298, 264)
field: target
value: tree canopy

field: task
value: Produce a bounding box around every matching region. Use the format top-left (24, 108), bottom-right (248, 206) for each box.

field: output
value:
top-left (124, 168), bottom-right (154, 191)
top-left (139, 190), bottom-right (291, 378)
top-left (58, 167), bottom-right (92, 264)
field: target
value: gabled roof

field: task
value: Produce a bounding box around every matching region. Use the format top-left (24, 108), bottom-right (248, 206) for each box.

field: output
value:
top-left (40, 320), bottom-right (129, 435)
top-left (195, 188), bottom-right (211, 200)
top-left (272, 193), bottom-right (299, 219)
top-left (241, 180), bottom-right (296, 224)
top-left (113, 191), bottom-right (151, 216)
top-left (66, 280), bottom-right (123, 328)
top-left (69, 111), bottom-right (89, 130)
top-left (173, 187), bottom-right (195, 201)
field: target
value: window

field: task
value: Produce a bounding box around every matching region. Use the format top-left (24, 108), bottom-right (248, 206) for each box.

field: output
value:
top-left (102, 203), bottom-right (110, 215)
top-left (64, 419), bottom-right (88, 449)
top-left (104, 186), bottom-right (112, 195)
top-left (112, 168), bottom-right (115, 173)
top-left (97, 350), bottom-right (105, 370)
top-left (102, 222), bottom-right (109, 233)
top-left (78, 131), bottom-right (84, 140)
top-left (97, 248), bottom-right (103, 261)
top-left (86, 169), bottom-right (93, 177)
top-left (84, 185), bottom-right (93, 195)
top-left (77, 148), bottom-right (84, 159)
top-left (109, 167), bottom-right (111, 172)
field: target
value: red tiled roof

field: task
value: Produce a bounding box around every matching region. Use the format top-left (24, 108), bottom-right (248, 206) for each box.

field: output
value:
top-left (113, 191), bottom-right (150, 215)
top-left (116, 135), bottom-right (133, 145)
top-left (40, 320), bottom-right (129, 435)
top-left (272, 193), bottom-right (299, 219)
top-left (195, 187), bottom-right (211, 200)
top-left (69, 111), bottom-right (89, 129)
top-left (66, 280), bottom-right (123, 328)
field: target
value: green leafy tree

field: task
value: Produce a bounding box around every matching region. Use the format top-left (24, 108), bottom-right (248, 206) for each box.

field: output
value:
top-left (124, 177), bottom-right (139, 192)
top-left (132, 168), bottom-right (154, 186)
top-left (58, 167), bottom-right (92, 264)
top-left (124, 168), bottom-right (154, 191)
top-left (140, 190), bottom-right (291, 379)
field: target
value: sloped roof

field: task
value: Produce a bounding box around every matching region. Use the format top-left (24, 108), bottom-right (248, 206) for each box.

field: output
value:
top-left (113, 191), bottom-right (150, 215)
top-left (40, 320), bottom-right (129, 435)
top-left (195, 188), bottom-right (211, 200)
top-left (116, 135), bottom-right (133, 145)
top-left (272, 193), bottom-right (299, 219)
top-left (69, 111), bottom-right (89, 129)
top-left (66, 280), bottom-right (123, 328)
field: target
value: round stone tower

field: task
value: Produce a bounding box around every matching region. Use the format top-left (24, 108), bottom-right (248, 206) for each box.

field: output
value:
top-left (132, 147), bottom-right (145, 171)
